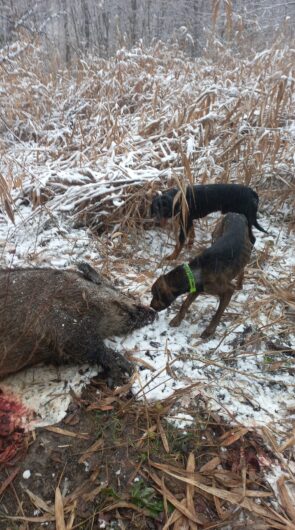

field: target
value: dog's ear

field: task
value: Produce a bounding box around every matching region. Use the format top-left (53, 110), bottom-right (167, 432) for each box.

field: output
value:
top-left (151, 275), bottom-right (176, 310)
top-left (159, 275), bottom-right (178, 302)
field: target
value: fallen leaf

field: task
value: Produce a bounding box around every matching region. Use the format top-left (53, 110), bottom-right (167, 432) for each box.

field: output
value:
top-left (78, 438), bottom-right (103, 464)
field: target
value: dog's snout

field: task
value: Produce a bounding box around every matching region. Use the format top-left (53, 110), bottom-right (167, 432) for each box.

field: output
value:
top-left (150, 298), bottom-right (166, 312)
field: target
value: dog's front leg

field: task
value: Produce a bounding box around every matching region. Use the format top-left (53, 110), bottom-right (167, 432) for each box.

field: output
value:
top-left (166, 222), bottom-right (188, 260)
top-left (165, 241), bottom-right (184, 261)
top-left (187, 224), bottom-right (195, 248)
top-left (201, 287), bottom-right (234, 338)
top-left (169, 292), bottom-right (198, 327)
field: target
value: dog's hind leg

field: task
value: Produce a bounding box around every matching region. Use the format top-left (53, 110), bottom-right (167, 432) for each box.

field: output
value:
top-left (169, 292), bottom-right (198, 327)
top-left (248, 225), bottom-right (256, 245)
top-left (201, 286), bottom-right (234, 339)
top-left (236, 269), bottom-right (245, 290)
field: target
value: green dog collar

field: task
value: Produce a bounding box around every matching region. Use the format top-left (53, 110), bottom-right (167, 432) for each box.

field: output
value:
top-left (183, 263), bottom-right (197, 294)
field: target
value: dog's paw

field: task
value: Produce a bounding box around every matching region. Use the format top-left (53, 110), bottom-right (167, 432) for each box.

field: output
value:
top-left (200, 328), bottom-right (214, 339)
top-left (169, 316), bottom-right (181, 327)
top-left (165, 254), bottom-right (176, 261)
top-left (165, 249), bottom-right (181, 261)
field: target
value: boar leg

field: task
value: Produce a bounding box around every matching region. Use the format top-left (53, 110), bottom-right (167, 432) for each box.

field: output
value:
top-left (57, 320), bottom-right (133, 386)
top-left (86, 341), bottom-right (133, 387)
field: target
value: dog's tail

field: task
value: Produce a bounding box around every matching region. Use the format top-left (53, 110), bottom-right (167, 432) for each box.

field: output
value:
top-left (253, 219), bottom-right (268, 234)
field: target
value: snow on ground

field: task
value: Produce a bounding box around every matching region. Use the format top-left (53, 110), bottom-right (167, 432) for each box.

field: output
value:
top-left (1, 197), bottom-right (294, 437)
top-left (0, 364), bottom-right (97, 428)
top-left (0, 41), bottom-right (294, 459)
top-left (113, 220), bottom-right (295, 432)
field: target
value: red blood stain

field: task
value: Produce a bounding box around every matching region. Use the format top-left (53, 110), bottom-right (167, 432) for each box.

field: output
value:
top-left (0, 388), bottom-right (34, 464)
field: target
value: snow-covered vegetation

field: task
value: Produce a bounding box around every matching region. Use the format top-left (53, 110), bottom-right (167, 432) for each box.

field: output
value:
top-left (0, 5), bottom-right (294, 527)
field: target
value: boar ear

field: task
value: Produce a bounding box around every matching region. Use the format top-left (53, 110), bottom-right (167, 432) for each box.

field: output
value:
top-left (77, 262), bottom-right (102, 285)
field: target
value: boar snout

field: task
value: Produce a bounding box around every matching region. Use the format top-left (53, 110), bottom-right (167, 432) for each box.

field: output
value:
top-left (132, 305), bottom-right (157, 328)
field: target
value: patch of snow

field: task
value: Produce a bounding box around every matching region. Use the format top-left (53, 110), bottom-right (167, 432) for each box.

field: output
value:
top-left (1, 202), bottom-right (294, 435)
top-left (0, 364), bottom-right (98, 427)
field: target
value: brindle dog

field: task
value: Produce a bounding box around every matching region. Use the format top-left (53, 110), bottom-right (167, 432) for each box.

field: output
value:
top-left (150, 212), bottom-right (252, 338)
top-left (151, 183), bottom-right (266, 260)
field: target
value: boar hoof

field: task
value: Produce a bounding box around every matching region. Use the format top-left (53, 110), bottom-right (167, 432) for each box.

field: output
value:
top-left (98, 347), bottom-right (133, 388)
top-left (77, 262), bottom-right (102, 284)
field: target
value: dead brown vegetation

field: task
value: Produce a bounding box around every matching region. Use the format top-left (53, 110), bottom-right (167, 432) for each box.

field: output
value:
top-left (1, 381), bottom-right (295, 530)
top-left (0, 33), bottom-right (294, 233)
top-left (0, 12), bottom-right (294, 530)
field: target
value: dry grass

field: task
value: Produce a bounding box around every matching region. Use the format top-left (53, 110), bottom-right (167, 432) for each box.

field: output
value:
top-left (0, 18), bottom-right (295, 530)
top-left (0, 34), bottom-right (294, 232)
top-left (1, 382), bottom-right (295, 529)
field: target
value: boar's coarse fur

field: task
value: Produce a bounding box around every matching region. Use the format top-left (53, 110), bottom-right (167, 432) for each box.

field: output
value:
top-left (0, 263), bottom-right (155, 385)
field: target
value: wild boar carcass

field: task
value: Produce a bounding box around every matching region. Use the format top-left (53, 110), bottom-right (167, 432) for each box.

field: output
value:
top-left (0, 263), bottom-right (155, 385)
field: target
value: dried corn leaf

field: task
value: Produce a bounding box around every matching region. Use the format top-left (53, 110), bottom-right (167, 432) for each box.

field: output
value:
top-left (45, 426), bottom-right (89, 439)
top-left (26, 489), bottom-right (55, 515)
top-left (174, 516), bottom-right (189, 530)
top-left (199, 456), bottom-right (221, 473)
top-left (0, 467), bottom-right (20, 496)
top-left (136, 424), bottom-right (157, 447)
top-left (147, 468), bottom-right (206, 525)
top-left (151, 462), bottom-right (291, 527)
top-left (278, 477), bottom-right (295, 523)
top-left (279, 437), bottom-right (295, 453)
top-left (186, 453), bottom-right (198, 530)
top-left (219, 428), bottom-right (249, 446)
top-left (66, 500), bottom-right (77, 530)
top-left (55, 487), bottom-right (66, 530)
top-left (102, 501), bottom-right (151, 516)
top-left (78, 437), bottom-right (103, 464)
top-left (82, 484), bottom-right (104, 503)
top-left (163, 501), bottom-right (185, 529)
top-left (157, 417), bottom-right (170, 453)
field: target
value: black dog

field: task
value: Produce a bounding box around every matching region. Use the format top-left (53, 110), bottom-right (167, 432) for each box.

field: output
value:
top-left (150, 213), bottom-right (253, 338)
top-left (151, 183), bottom-right (267, 259)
